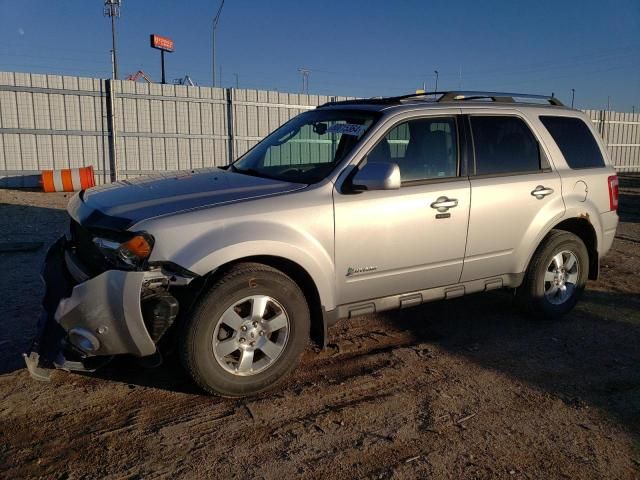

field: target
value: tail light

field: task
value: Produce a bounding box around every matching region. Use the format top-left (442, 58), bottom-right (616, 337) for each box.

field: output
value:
top-left (607, 175), bottom-right (619, 211)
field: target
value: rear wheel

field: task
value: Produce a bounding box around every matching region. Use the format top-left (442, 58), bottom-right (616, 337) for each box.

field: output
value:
top-left (180, 263), bottom-right (310, 397)
top-left (518, 230), bottom-right (589, 319)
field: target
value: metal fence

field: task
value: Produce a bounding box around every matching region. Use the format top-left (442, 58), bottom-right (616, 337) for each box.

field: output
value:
top-left (583, 109), bottom-right (640, 171)
top-left (0, 71), bottom-right (353, 185)
top-left (0, 71), bottom-right (639, 186)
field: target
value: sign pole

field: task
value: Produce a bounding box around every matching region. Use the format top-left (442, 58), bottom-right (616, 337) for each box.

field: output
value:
top-left (161, 50), bottom-right (166, 84)
top-left (150, 34), bottom-right (174, 85)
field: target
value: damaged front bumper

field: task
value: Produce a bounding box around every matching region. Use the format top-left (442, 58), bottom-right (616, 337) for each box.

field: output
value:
top-left (24, 237), bottom-right (160, 381)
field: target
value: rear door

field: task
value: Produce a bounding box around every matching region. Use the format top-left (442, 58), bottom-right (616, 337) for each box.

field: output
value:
top-left (461, 112), bottom-right (565, 281)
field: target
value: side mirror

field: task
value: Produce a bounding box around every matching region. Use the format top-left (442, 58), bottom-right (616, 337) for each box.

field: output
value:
top-left (352, 161), bottom-right (401, 191)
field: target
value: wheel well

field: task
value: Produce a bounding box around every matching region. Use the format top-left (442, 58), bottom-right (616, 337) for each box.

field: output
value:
top-left (209, 255), bottom-right (325, 347)
top-left (552, 218), bottom-right (599, 280)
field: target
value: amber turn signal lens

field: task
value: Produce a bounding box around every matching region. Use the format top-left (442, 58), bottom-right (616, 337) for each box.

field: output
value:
top-left (121, 235), bottom-right (153, 259)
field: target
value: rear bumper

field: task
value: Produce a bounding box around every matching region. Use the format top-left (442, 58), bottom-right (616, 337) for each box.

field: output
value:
top-left (600, 210), bottom-right (619, 257)
top-left (24, 237), bottom-right (157, 378)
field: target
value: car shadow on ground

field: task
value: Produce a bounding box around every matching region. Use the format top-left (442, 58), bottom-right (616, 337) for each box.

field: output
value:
top-left (619, 174), bottom-right (640, 223)
top-left (383, 288), bottom-right (640, 440)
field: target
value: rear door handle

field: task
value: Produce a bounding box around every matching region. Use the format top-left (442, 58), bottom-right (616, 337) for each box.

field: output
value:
top-left (430, 196), bottom-right (458, 212)
top-left (531, 185), bottom-right (554, 199)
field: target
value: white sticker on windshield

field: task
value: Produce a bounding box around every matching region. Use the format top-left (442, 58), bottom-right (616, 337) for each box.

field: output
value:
top-left (327, 123), bottom-right (365, 136)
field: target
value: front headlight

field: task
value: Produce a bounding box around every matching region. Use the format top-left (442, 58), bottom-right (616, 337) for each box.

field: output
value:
top-left (93, 232), bottom-right (154, 268)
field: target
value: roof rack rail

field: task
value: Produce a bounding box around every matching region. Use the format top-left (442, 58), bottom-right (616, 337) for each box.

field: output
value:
top-left (436, 91), bottom-right (564, 106)
top-left (319, 94), bottom-right (416, 107)
top-left (319, 90), bottom-right (563, 108)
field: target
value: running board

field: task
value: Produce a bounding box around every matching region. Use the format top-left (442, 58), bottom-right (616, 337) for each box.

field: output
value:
top-left (336, 273), bottom-right (525, 320)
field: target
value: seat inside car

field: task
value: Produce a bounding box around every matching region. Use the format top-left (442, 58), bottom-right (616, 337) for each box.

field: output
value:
top-left (402, 122), bottom-right (451, 180)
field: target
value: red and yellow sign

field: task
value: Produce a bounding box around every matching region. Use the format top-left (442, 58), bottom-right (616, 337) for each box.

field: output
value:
top-left (150, 34), bottom-right (174, 52)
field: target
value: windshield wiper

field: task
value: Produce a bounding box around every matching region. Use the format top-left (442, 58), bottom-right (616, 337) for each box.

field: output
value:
top-left (232, 166), bottom-right (280, 181)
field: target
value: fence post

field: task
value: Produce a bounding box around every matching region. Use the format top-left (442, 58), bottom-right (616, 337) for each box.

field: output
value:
top-left (226, 87), bottom-right (235, 165)
top-left (105, 79), bottom-right (119, 182)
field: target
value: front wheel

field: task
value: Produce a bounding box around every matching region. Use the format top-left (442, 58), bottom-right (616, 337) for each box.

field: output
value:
top-left (518, 230), bottom-right (589, 319)
top-left (180, 263), bottom-right (310, 397)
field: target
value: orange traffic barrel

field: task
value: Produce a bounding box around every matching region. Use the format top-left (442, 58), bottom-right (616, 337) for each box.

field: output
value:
top-left (41, 166), bottom-right (96, 193)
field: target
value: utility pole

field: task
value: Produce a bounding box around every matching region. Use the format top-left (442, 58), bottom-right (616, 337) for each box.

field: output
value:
top-left (571, 88), bottom-right (575, 108)
top-left (104, 0), bottom-right (121, 80)
top-left (212, 0), bottom-right (225, 87)
top-left (298, 68), bottom-right (310, 94)
top-left (434, 70), bottom-right (439, 92)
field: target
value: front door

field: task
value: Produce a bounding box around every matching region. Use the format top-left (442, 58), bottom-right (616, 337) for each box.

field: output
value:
top-left (333, 114), bottom-right (471, 306)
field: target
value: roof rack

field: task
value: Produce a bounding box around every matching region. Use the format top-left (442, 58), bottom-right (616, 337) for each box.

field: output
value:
top-left (320, 91), bottom-right (563, 108)
top-left (436, 91), bottom-right (564, 106)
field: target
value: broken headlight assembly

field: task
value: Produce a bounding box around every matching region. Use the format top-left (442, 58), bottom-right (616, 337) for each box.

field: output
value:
top-left (92, 232), bottom-right (155, 268)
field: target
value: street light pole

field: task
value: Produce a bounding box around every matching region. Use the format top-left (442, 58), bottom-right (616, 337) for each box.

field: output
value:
top-left (104, 0), bottom-right (121, 80)
top-left (298, 68), bottom-right (310, 94)
top-left (212, 0), bottom-right (225, 87)
top-left (571, 88), bottom-right (575, 108)
top-left (434, 70), bottom-right (439, 92)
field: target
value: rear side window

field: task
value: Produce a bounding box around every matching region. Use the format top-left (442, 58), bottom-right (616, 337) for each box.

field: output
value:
top-left (470, 116), bottom-right (541, 175)
top-left (540, 116), bottom-right (605, 169)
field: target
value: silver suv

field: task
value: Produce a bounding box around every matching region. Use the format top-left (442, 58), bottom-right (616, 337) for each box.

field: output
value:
top-left (25, 91), bottom-right (619, 397)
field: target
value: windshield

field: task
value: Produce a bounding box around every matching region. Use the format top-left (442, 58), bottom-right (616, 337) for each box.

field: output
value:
top-left (232, 109), bottom-right (380, 184)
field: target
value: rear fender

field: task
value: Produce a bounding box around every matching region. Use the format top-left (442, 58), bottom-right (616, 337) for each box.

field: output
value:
top-left (519, 200), bottom-right (603, 278)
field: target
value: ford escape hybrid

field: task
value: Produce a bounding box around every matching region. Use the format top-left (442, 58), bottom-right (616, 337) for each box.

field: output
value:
top-left (25, 91), bottom-right (619, 397)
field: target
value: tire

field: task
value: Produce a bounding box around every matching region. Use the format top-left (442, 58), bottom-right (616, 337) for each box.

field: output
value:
top-left (180, 262), bottom-right (310, 397)
top-left (518, 230), bottom-right (589, 320)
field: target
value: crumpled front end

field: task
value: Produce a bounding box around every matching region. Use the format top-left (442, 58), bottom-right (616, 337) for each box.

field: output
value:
top-left (24, 234), bottom-right (182, 381)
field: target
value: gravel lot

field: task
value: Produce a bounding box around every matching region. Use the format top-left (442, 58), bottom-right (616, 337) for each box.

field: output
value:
top-left (0, 175), bottom-right (639, 479)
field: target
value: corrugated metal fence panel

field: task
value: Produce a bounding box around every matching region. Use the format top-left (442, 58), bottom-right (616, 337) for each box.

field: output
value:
top-left (111, 81), bottom-right (229, 180)
top-left (0, 71), bottom-right (111, 184)
top-left (606, 111), bottom-right (640, 171)
top-left (230, 89), bottom-right (328, 159)
top-left (585, 109), bottom-right (640, 171)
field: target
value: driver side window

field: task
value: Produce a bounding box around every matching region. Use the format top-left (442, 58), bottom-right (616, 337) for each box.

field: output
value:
top-left (368, 117), bottom-right (458, 183)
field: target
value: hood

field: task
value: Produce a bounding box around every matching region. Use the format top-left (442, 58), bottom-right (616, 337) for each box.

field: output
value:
top-left (69, 168), bottom-right (306, 230)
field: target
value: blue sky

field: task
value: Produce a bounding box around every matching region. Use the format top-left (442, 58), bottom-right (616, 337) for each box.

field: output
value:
top-left (0, 0), bottom-right (638, 111)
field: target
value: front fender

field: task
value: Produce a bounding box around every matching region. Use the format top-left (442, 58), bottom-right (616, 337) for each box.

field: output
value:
top-left (167, 221), bottom-right (336, 311)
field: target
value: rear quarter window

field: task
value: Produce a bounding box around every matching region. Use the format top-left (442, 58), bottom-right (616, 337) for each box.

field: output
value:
top-left (540, 116), bottom-right (605, 169)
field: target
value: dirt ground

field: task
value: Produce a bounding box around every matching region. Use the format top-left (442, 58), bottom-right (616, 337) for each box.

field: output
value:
top-left (0, 176), bottom-right (639, 479)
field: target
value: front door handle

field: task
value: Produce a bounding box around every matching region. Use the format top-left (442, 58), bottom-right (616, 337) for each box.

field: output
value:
top-left (531, 185), bottom-right (554, 199)
top-left (430, 196), bottom-right (458, 212)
